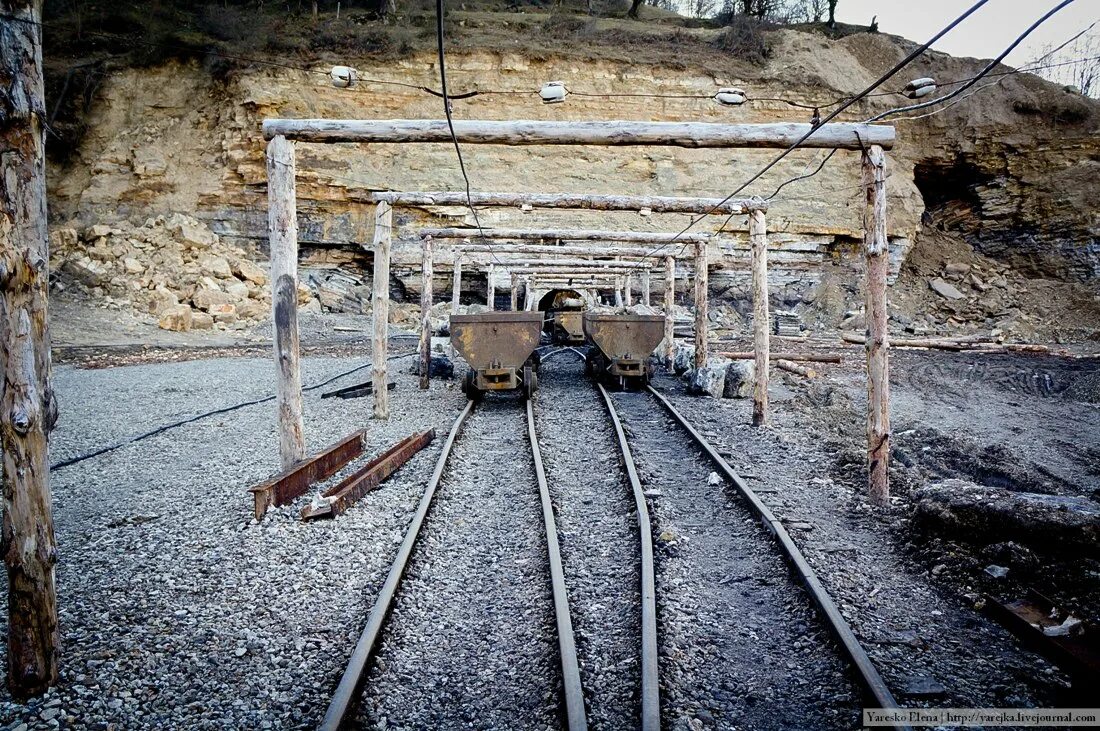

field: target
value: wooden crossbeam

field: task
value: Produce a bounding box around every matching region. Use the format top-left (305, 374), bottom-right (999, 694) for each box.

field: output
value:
top-left (457, 243), bottom-right (693, 259)
top-left (369, 191), bottom-right (764, 214)
top-left (262, 119), bottom-right (895, 150)
top-left (421, 227), bottom-right (710, 244)
top-left (484, 258), bottom-right (660, 269)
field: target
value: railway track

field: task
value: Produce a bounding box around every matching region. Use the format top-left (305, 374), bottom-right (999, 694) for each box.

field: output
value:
top-left (320, 352), bottom-right (906, 730)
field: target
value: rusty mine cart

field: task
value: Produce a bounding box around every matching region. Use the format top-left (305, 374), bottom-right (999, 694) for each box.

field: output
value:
top-left (551, 310), bottom-right (586, 345)
top-left (450, 311), bottom-right (544, 400)
top-left (583, 312), bottom-right (666, 389)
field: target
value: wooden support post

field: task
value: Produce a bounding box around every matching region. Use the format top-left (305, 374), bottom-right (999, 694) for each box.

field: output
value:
top-left (486, 264), bottom-right (496, 309)
top-left (693, 241), bottom-right (708, 370)
top-left (863, 145), bottom-right (890, 505)
top-left (371, 200), bottom-right (392, 420)
top-left (641, 270), bottom-right (651, 306)
top-left (419, 236), bottom-right (433, 390)
top-left (663, 256), bottom-right (675, 364)
top-left (1, 0), bottom-right (59, 698)
top-left (524, 278), bottom-right (535, 310)
top-left (510, 274), bottom-right (519, 311)
top-left (614, 279), bottom-right (624, 307)
top-left (266, 135), bottom-right (306, 469)
top-left (750, 209), bottom-right (770, 427)
top-left (624, 272), bottom-right (633, 307)
top-left (451, 255), bottom-right (462, 314)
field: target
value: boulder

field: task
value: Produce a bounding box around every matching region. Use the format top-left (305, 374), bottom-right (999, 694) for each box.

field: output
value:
top-left (191, 311), bottom-right (215, 330)
top-left (237, 301), bottom-right (266, 320)
top-left (686, 356), bottom-right (731, 398)
top-left (157, 304), bottom-right (193, 332)
top-left (913, 479), bottom-right (1100, 557)
top-left (672, 343), bottom-right (695, 375)
top-left (232, 259), bottom-right (267, 285)
top-left (199, 255), bottom-right (233, 279)
top-left (122, 257), bottom-right (145, 275)
top-left (62, 257), bottom-right (108, 288)
top-left (224, 280), bottom-right (250, 301)
top-left (167, 214), bottom-right (218, 249)
top-left (209, 303), bottom-right (238, 323)
top-left (192, 288), bottom-right (232, 311)
top-left (49, 227), bottom-right (78, 250)
top-left (149, 285), bottom-right (179, 315)
top-left (723, 361), bottom-right (756, 399)
top-left (301, 298), bottom-right (322, 314)
top-left (84, 224), bottom-right (114, 240)
top-left (929, 278), bottom-right (965, 300)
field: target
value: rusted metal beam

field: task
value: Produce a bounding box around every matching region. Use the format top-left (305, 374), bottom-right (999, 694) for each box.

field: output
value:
top-left (248, 429), bottom-right (366, 520)
top-left (301, 430), bottom-right (435, 521)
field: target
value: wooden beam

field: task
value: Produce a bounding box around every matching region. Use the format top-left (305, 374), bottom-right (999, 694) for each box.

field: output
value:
top-left (750, 209), bottom-right (769, 427)
top-left (718, 352), bottom-right (841, 363)
top-left (497, 259), bottom-right (658, 271)
top-left (510, 274), bottom-right (519, 311)
top-left (663, 256), bottom-right (675, 364)
top-left (614, 279), bottom-right (624, 307)
top-left (863, 145), bottom-right (890, 505)
top-left (624, 272), bottom-right (633, 307)
top-left (457, 243), bottom-right (693, 259)
top-left (266, 135), bottom-right (306, 469)
top-left (419, 236), bottom-right (433, 390)
top-left (451, 255), bottom-right (462, 314)
top-left (486, 263), bottom-right (495, 309)
top-left (421, 227), bottom-right (711, 244)
top-left (641, 270), bottom-right (651, 306)
top-left (263, 119), bottom-right (895, 150)
top-left (1, 0), bottom-right (59, 697)
top-left (370, 190), bottom-right (763, 214)
top-left (372, 201), bottom-right (392, 420)
top-left (694, 241), bottom-right (708, 370)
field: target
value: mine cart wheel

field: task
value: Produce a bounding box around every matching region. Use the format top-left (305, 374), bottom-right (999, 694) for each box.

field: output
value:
top-left (523, 366), bottom-right (538, 400)
top-left (525, 351), bottom-right (542, 372)
top-left (462, 370), bottom-right (482, 401)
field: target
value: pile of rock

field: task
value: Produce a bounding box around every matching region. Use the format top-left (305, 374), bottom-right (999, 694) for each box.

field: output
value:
top-left (50, 214), bottom-right (321, 332)
top-left (672, 344), bottom-right (755, 399)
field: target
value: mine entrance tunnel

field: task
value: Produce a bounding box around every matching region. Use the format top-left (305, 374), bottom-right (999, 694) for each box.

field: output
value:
top-left (539, 288), bottom-right (587, 345)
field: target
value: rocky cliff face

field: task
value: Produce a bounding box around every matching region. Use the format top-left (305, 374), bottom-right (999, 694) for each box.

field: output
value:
top-left (45, 26), bottom-right (1099, 318)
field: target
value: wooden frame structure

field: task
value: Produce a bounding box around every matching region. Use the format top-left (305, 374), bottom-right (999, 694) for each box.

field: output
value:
top-left (264, 117), bottom-right (896, 502)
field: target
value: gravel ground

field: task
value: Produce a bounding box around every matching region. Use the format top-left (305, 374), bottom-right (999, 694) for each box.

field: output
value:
top-left (651, 349), bottom-right (1091, 713)
top-left (534, 354), bottom-right (641, 729)
top-left (0, 352), bottom-right (468, 730)
top-left (355, 395), bottom-right (560, 730)
top-left (609, 388), bottom-right (860, 731)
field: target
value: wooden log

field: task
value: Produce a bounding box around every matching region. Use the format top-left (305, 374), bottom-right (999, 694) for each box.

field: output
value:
top-left (863, 145), bottom-right (890, 506)
top-left (370, 190), bottom-right (763, 214)
top-left (776, 359), bottom-right (817, 378)
top-left (266, 135), bottom-right (306, 469)
top-left (249, 429), bottom-right (366, 520)
top-left (371, 201), bottom-right (392, 420)
top-left (419, 236), bottom-right (433, 390)
top-left (486, 263), bottom-right (495, 309)
top-left (664, 256), bottom-right (675, 364)
top-left (641, 270), bottom-right (651, 306)
top-left (718, 352), bottom-right (841, 363)
top-left (624, 272), bottom-right (633, 307)
top-left (524, 278), bottom-right (535, 311)
top-left (841, 332), bottom-right (991, 351)
top-left (694, 242), bottom-right (708, 370)
top-left (457, 243), bottom-right (693, 259)
top-left (1, 0), bottom-right (59, 697)
top-left (614, 280), bottom-right (624, 307)
top-left (451, 256), bottom-right (461, 313)
top-left (510, 274), bottom-right (519, 311)
top-left (750, 209), bottom-right (769, 427)
top-left (489, 258), bottom-right (661, 269)
top-left (263, 119), bottom-right (896, 150)
top-left (421, 227), bottom-right (711, 244)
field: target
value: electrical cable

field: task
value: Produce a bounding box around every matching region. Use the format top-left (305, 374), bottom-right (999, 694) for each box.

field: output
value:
top-left (49, 350), bottom-right (417, 472)
top-left (866, 0), bottom-right (1078, 123)
top-left (611, 0), bottom-right (995, 277)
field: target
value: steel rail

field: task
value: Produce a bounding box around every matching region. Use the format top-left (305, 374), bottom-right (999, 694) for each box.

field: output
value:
top-left (319, 399), bottom-right (476, 731)
top-left (644, 385), bottom-right (911, 731)
top-left (596, 383), bottom-right (661, 731)
top-left (526, 398), bottom-right (588, 731)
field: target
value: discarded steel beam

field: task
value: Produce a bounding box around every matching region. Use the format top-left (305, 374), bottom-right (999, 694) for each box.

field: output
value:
top-left (249, 429), bottom-right (366, 520)
top-left (302, 430), bottom-right (436, 521)
top-left (985, 590), bottom-right (1100, 693)
top-left (320, 381), bottom-right (396, 400)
